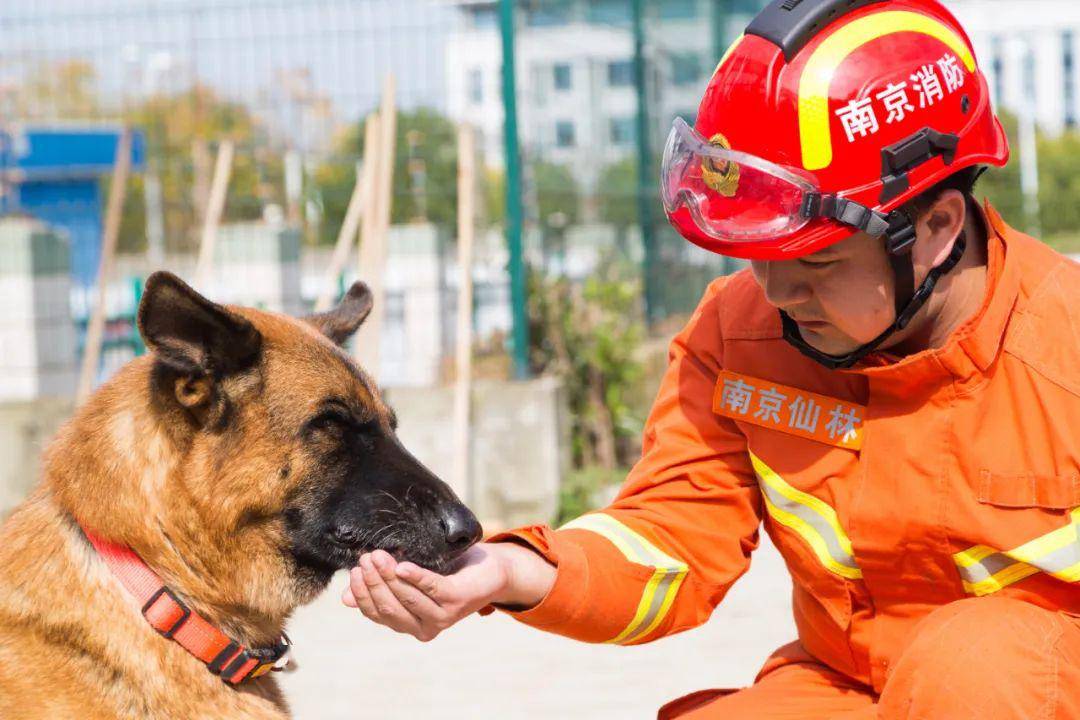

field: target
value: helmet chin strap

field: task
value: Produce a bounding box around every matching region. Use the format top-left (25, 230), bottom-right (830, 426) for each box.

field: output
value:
top-left (780, 205), bottom-right (969, 370)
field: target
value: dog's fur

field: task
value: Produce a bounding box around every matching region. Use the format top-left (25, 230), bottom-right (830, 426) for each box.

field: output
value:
top-left (0, 272), bottom-right (479, 719)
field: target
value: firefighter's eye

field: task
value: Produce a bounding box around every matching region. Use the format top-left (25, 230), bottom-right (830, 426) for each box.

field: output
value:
top-left (799, 256), bottom-right (839, 269)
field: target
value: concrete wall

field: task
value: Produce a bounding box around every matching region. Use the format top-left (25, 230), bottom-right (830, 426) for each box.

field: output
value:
top-left (0, 397), bottom-right (74, 517)
top-left (0, 379), bottom-right (566, 528)
top-left (0, 219), bottom-right (77, 401)
top-left (387, 377), bottom-right (568, 530)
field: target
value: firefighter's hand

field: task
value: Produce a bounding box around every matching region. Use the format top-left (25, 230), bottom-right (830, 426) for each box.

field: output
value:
top-left (342, 542), bottom-right (556, 642)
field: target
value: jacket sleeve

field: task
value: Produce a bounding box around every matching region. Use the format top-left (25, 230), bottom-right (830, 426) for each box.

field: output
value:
top-left (489, 277), bottom-right (763, 645)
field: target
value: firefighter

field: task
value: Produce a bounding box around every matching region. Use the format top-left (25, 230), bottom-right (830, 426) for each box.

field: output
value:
top-left (344, 0), bottom-right (1080, 716)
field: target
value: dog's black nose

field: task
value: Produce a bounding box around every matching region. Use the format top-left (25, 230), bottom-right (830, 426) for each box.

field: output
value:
top-left (439, 505), bottom-right (482, 552)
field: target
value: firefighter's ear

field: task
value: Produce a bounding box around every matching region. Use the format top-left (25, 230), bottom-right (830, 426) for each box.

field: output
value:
top-left (913, 189), bottom-right (967, 272)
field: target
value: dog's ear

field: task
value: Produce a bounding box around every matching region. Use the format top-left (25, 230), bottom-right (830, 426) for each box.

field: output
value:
top-left (302, 281), bottom-right (374, 346)
top-left (137, 271), bottom-right (262, 382)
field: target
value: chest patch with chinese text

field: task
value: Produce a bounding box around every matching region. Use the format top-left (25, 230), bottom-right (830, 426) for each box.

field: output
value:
top-left (713, 370), bottom-right (866, 451)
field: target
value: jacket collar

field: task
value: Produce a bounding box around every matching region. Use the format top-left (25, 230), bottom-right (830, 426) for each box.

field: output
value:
top-left (845, 201), bottom-right (1020, 391)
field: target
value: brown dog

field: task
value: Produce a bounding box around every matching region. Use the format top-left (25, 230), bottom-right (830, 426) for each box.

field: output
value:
top-left (0, 271), bottom-right (480, 719)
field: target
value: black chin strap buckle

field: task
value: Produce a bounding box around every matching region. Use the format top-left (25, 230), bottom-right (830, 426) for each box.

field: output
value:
top-left (884, 210), bottom-right (917, 255)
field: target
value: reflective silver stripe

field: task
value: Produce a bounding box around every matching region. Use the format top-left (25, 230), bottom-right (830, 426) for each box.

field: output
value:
top-left (957, 550), bottom-right (1020, 585)
top-left (619, 570), bottom-right (682, 645)
top-left (750, 453), bottom-right (862, 580)
top-left (560, 512), bottom-right (689, 644)
top-left (954, 508), bottom-right (1080, 596)
top-left (758, 481), bottom-right (860, 573)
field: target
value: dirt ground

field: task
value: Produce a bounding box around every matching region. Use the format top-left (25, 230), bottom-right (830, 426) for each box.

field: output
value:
top-left (279, 535), bottom-right (795, 719)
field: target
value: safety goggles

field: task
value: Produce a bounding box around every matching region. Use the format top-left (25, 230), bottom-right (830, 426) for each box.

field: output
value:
top-left (661, 117), bottom-right (890, 244)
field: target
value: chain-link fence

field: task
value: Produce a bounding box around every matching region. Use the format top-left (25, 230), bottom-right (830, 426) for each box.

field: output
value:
top-left (10, 0), bottom-right (1073, 402)
top-left (0, 0), bottom-right (773, 399)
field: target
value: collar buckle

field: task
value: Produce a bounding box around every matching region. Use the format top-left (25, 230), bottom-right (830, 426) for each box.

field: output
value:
top-left (141, 586), bottom-right (191, 640)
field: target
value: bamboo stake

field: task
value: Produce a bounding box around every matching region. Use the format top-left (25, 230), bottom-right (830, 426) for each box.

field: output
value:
top-left (355, 75), bottom-right (397, 376)
top-left (194, 139), bottom-right (234, 289)
top-left (315, 114), bottom-right (380, 312)
top-left (76, 128), bottom-right (133, 405)
top-left (452, 124), bottom-right (477, 502)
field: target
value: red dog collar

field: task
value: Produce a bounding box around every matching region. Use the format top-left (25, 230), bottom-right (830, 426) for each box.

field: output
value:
top-left (82, 527), bottom-right (291, 685)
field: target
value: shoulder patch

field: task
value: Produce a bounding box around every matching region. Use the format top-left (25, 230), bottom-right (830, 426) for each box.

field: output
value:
top-left (714, 370), bottom-right (865, 450)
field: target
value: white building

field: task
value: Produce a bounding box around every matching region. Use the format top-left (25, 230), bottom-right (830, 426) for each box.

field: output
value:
top-left (445, 0), bottom-right (762, 196)
top-left (446, 0), bottom-right (1080, 197)
top-left (948, 0), bottom-right (1080, 136)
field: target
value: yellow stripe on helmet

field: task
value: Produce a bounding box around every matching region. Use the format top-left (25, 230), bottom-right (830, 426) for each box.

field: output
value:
top-left (798, 10), bottom-right (977, 171)
top-left (712, 33), bottom-right (745, 79)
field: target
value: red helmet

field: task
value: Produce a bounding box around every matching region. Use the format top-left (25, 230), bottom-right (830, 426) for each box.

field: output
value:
top-left (661, 0), bottom-right (1009, 261)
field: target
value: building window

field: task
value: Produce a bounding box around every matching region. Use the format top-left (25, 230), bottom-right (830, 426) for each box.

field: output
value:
top-left (610, 117), bottom-right (635, 145)
top-left (556, 120), bottom-right (576, 148)
top-left (470, 7), bottom-right (498, 28)
top-left (588, 0), bottom-right (631, 25)
top-left (1065, 31), bottom-right (1076, 128)
top-left (674, 109), bottom-right (697, 127)
top-left (671, 52), bottom-right (701, 86)
top-left (527, 0), bottom-right (573, 27)
top-left (991, 35), bottom-right (1004, 106)
top-left (468, 68), bottom-right (483, 105)
top-left (608, 60), bottom-right (634, 87)
top-left (660, 0), bottom-right (698, 20)
top-left (553, 63), bottom-right (572, 91)
top-left (732, 0), bottom-right (764, 13)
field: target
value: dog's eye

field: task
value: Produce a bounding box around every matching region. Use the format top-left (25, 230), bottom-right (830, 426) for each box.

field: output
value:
top-left (306, 410), bottom-right (353, 433)
top-left (356, 417), bottom-right (381, 436)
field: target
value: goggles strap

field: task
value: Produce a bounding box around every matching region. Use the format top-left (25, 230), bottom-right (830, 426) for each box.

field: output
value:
top-left (801, 193), bottom-right (891, 237)
top-left (780, 207), bottom-right (968, 370)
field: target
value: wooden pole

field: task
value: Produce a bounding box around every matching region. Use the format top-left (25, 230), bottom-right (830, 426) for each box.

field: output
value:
top-left (76, 128), bottom-right (133, 405)
top-left (354, 75), bottom-right (397, 376)
top-left (315, 114), bottom-right (380, 312)
top-left (452, 124), bottom-right (477, 502)
top-left (194, 139), bottom-right (234, 289)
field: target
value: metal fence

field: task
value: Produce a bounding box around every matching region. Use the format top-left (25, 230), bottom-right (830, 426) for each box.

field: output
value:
top-left (0, 0), bottom-right (775, 395)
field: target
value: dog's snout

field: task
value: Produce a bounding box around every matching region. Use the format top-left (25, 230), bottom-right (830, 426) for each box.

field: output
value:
top-left (439, 505), bottom-right (482, 552)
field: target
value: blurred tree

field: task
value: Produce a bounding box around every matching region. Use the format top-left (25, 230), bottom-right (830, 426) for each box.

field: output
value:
top-left (530, 160), bottom-right (580, 231)
top-left (528, 257), bottom-right (644, 472)
top-left (977, 111), bottom-right (1023, 229)
top-left (1035, 130), bottom-right (1080, 239)
top-left (313, 108), bottom-right (460, 246)
top-left (118, 86), bottom-right (284, 254)
top-left (18, 60), bottom-right (99, 119)
top-left (596, 156), bottom-right (638, 231)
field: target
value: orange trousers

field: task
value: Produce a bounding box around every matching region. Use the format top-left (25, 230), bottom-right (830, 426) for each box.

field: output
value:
top-left (660, 598), bottom-right (1080, 720)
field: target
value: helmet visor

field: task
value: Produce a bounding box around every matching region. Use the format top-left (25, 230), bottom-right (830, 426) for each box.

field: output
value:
top-left (661, 117), bottom-right (818, 243)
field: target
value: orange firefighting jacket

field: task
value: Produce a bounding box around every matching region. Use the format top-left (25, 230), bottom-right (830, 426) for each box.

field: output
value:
top-left (494, 202), bottom-right (1080, 692)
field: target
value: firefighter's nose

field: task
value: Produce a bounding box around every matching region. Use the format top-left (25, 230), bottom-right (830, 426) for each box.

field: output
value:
top-left (752, 259), bottom-right (812, 311)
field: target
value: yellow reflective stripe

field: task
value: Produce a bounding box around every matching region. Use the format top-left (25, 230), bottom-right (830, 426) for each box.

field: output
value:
top-left (961, 564), bottom-right (1042, 597)
top-left (561, 512), bottom-right (684, 569)
top-left (750, 452), bottom-right (862, 580)
top-left (761, 492), bottom-right (863, 580)
top-left (954, 507), bottom-right (1080, 596)
top-left (953, 544), bottom-right (998, 568)
top-left (713, 33), bottom-right (744, 77)
top-left (633, 568), bottom-right (689, 642)
top-left (560, 512), bottom-right (689, 644)
top-left (1006, 508), bottom-right (1080, 564)
top-left (797, 11), bottom-right (976, 171)
top-left (751, 453), bottom-right (856, 557)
